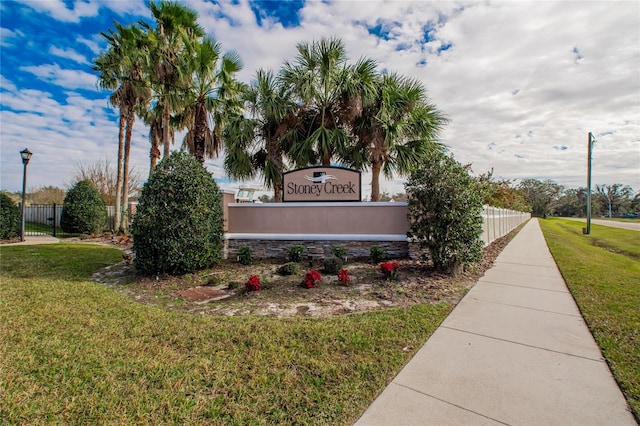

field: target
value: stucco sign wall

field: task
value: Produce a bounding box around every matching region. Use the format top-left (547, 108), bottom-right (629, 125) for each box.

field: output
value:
top-left (282, 166), bottom-right (361, 202)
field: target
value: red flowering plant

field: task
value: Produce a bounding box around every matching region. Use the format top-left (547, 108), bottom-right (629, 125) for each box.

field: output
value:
top-left (302, 269), bottom-right (322, 289)
top-left (245, 275), bottom-right (262, 291)
top-left (379, 261), bottom-right (400, 279)
top-left (337, 269), bottom-right (350, 286)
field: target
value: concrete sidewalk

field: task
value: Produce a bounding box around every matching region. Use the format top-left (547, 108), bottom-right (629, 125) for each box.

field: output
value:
top-left (355, 219), bottom-right (636, 425)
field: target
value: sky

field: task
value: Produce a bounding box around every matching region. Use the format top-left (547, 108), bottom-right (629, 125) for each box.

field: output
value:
top-left (1, 0), bottom-right (639, 200)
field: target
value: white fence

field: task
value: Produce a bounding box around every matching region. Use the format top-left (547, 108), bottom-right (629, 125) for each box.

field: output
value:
top-left (481, 205), bottom-right (531, 246)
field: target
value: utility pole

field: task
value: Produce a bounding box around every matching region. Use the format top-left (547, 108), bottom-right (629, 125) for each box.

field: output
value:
top-left (584, 132), bottom-right (595, 235)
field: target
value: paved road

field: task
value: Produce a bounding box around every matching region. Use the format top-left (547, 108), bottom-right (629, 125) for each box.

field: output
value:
top-left (355, 219), bottom-right (636, 425)
top-left (561, 217), bottom-right (640, 231)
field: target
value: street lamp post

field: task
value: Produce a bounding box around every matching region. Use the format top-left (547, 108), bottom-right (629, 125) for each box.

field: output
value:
top-left (584, 133), bottom-right (595, 235)
top-left (20, 148), bottom-right (33, 242)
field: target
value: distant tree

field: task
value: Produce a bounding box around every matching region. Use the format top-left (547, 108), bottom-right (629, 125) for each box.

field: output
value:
top-left (552, 187), bottom-right (586, 217)
top-left (477, 170), bottom-right (530, 212)
top-left (518, 178), bottom-right (562, 217)
top-left (595, 184), bottom-right (634, 217)
top-left (29, 186), bottom-right (66, 204)
top-left (70, 158), bottom-right (142, 205)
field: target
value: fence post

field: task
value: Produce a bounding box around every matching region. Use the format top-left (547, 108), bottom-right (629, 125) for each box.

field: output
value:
top-left (53, 203), bottom-right (57, 237)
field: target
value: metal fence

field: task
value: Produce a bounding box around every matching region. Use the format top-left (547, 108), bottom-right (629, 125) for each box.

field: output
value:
top-left (22, 204), bottom-right (118, 237)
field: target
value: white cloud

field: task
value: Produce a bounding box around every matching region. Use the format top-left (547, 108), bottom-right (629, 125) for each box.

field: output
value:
top-left (48, 46), bottom-right (89, 64)
top-left (19, 64), bottom-right (97, 91)
top-left (0, 27), bottom-right (25, 47)
top-left (14, 0), bottom-right (100, 23)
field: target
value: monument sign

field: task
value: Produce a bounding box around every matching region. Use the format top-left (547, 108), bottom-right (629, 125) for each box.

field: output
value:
top-left (282, 166), bottom-right (361, 202)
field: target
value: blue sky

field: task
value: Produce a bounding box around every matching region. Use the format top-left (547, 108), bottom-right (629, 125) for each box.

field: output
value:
top-left (1, 0), bottom-right (639, 198)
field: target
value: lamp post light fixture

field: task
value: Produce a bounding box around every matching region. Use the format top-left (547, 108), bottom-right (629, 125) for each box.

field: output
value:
top-left (20, 148), bottom-right (33, 242)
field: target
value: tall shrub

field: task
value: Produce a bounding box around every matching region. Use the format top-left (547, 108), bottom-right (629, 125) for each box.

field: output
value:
top-left (406, 151), bottom-right (484, 276)
top-left (0, 193), bottom-right (21, 239)
top-left (132, 151), bottom-right (224, 275)
top-left (60, 180), bottom-right (107, 234)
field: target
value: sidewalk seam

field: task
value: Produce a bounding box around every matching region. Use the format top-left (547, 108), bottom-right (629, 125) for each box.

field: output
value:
top-left (392, 382), bottom-right (510, 426)
top-left (463, 296), bottom-right (582, 317)
top-left (477, 279), bottom-right (569, 293)
top-left (440, 326), bottom-right (605, 363)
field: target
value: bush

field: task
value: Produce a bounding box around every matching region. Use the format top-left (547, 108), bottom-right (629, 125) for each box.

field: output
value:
top-left (237, 246), bottom-right (252, 266)
top-left (132, 151), bottom-right (224, 275)
top-left (60, 180), bottom-right (107, 234)
top-left (370, 246), bottom-right (387, 264)
top-left (406, 151), bottom-right (484, 276)
top-left (322, 256), bottom-right (343, 274)
top-left (0, 193), bottom-right (21, 240)
top-left (331, 246), bottom-right (347, 262)
top-left (277, 262), bottom-right (300, 276)
top-left (288, 245), bottom-right (304, 262)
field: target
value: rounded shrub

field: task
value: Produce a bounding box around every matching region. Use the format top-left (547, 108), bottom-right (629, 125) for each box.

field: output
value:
top-left (132, 151), bottom-right (224, 275)
top-left (406, 150), bottom-right (484, 276)
top-left (0, 193), bottom-right (21, 240)
top-left (322, 256), bottom-right (343, 274)
top-left (60, 180), bottom-right (107, 234)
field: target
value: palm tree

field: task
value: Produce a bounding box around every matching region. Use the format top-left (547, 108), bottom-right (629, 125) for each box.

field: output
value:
top-left (94, 22), bottom-right (150, 232)
top-left (280, 37), bottom-right (377, 167)
top-left (224, 69), bottom-right (295, 201)
top-left (179, 35), bottom-right (244, 164)
top-left (143, 0), bottom-right (204, 160)
top-left (352, 72), bottom-right (447, 201)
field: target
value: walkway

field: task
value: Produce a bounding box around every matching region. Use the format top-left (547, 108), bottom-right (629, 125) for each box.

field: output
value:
top-left (562, 217), bottom-right (640, 232)
top-left (2, 235), bottom-right (60, 246)
top-left (355, 219), bottom-right (636, 425)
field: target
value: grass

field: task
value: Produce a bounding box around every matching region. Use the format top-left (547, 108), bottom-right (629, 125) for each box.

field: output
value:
top-left (0, 244), bottom-right (452, 424)
top-left (539, 218), bottom-right (640, 421)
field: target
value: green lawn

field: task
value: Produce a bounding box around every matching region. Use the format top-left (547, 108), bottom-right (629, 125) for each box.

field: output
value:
top-left (539, 218), bottom-right (640, 421)
top-left (0, 244), bottom-right (451, 425)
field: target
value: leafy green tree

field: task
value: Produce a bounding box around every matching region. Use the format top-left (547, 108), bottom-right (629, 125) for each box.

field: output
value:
top-left (60, 181), bottom-right (107, 234)
top-left (179, 35), bottom-right (245, 164)
top-left (132, 151), bottom-right (224, 275)
top-left (0, 193), bottom-right (21, 240)
top-left (552, 187), bottom-right (586, 217)
top-left (407, 151), bottom-right (484, 276)
top-left (29, 186), bottom-right (66, 204)
top-left (352, 72), bottom-right (447, 201)
top-left (476, 170), bottom-right (529, 212)
top-left (595, 183), bottom-right (634, 217)
top-left (518, 178), bottom-right (562, 217)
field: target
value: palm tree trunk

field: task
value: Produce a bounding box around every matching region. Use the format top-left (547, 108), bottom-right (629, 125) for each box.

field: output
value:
top-left (121, 107), bottom-right (135, 233)
top-left (163, 103), bottom-right (171, 159)
top-left (371, 160), bottom-right (382, 202)
top-left (150, 121), bottom-right (161, 174)
top-left (194, 102), bottom-right (206, 164)
top-left (114, 110), bottom-right (125, 233)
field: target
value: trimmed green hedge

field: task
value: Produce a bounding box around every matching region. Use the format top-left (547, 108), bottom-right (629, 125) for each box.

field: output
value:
top-left (60, 180), bottom-right (107, 234)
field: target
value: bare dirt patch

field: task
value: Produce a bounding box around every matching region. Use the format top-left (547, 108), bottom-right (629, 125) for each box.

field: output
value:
top-left (88, 227), bottom-right (521, 318)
